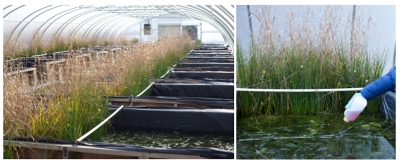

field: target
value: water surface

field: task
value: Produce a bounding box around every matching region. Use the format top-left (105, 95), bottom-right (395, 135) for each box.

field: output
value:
top-left (101, 129), bottom-right (234, 151)
top-left (237, 113), bottom-right (395, 159)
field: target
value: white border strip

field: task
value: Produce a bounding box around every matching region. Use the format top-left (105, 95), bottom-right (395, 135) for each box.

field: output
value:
top-left (236, 88), bottom-right (363, 92)
top-left (136, 64), bottom-right (177, 97)
top-left (76, 105), bottom-right (124, 142)
top-left (136, 82), bottom-right (155, 97)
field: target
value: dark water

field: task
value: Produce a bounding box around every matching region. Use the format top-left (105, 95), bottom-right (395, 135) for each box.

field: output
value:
top-left (237, 113), bottom-right (395, 159)
top-left (101, 130), bottom-right (233, 151)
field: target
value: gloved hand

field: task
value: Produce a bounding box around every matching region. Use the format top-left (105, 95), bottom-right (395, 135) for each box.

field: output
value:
top-left (345, 93), bottom-right (365, 111)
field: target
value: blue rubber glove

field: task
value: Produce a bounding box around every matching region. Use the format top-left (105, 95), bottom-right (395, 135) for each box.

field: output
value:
top-left (345, 93), bottom-right (364, 111)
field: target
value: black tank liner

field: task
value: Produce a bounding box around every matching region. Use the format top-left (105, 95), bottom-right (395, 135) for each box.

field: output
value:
top-left (181, 59), bottom-right (233, 63)
top-left (187, 54), bottom-right (233, 58)
top-left (170, 71), bottom-right (234, 79)
top-left (190, 50), bottom-right (231, 54)
top-left (198, 44), bottom-right (229, 50)
top-left (17, 58), bottom-right (62, 67)
top-left (46, 52), bottom-right (90, 57)
top-left (109, 105), bottom-right (234, 134)
top-left (4, 137), bottom-right (233, 159)
top-left (178, 63), bottom-right (234, 68)
top-left (150, 82), bottom-right (234, 99)
top-left (198, 47), bottom-right (229, 50)
top-left (108, 96), bottom-right (233, 109)
top-left (185, 57), bottom-right (234, 60)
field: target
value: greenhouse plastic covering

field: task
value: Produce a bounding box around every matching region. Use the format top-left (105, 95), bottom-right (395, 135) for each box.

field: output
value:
top-left (3, 5), bottom-right (234, 49)
top-left (4, 137), bottom-right (234, 159)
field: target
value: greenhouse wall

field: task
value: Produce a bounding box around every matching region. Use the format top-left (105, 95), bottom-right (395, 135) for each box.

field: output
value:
top-left (123, 18), bottom-right (224, 44)
top-left (237, 5), bottom-right (396, 75)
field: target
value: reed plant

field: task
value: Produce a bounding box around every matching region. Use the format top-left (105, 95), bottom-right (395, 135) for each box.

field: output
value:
top-left (237, 6), bottom-right (388, 115)
top-left (3, 33), bottom-right (196, 158)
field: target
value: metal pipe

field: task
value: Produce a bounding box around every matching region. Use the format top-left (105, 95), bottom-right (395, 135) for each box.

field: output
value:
top-left (40, 7), bottom-right (83, 40)
top-left (70, 12), bottom-right (109, 37)
top-left (7, 5), bottom-right (51, 42)
top-left (82, 14), bottom-right (118, 38)
top-left (15, 5), bottom-right (62, 42)
top-left (3, 5), bottom-right (25, 18)
top-left (33, 7), bottom-right (78, 40)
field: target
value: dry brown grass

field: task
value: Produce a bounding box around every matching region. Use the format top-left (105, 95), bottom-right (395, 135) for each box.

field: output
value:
top-left (3, 35), bottom-right (195, 142)
top-left (3, 32), bottom-right (132, 60)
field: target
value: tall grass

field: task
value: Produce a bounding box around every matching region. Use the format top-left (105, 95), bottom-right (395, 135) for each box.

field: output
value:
top-left (3, 34), bottom-right (197, 158)
top-left (237, 6), bottom-right (388, 115)
top-left (3, 33), bottom-right (130, 60)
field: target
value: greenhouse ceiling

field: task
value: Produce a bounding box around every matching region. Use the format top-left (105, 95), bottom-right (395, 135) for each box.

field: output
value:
top-left (3, 5), bottom-right (234, 47)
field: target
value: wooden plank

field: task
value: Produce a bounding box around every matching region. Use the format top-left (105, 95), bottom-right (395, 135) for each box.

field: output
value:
top-left (152, 78), bottom-right (203, 83)
top-left (181, 60), bottom-right (233, 63)
top-left (191, 50), bottom-right (229, 52)
top-left (4, 140), bottom-right (204, 159)
top-left (5, 68), bottom-right (36, 76)
top-left (4, 68), bottom-right (37, 87)
top-left (172, 68), bottom-right (233, 72)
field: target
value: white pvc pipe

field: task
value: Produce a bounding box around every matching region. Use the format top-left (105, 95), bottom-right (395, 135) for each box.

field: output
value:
top-left (136, 64), bottom-right (177, 97)
top-left (136, 82), bottom-right (155, 97)
top-left (236, 88), bottom-right (363, 92)
top-left (76, 105), bottom-right (124, 142)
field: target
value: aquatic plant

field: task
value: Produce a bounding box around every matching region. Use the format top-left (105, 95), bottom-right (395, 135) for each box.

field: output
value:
top-left (237, 113), bottom-right (395, 159)
top-left (3, 35), bottom-right (196, 158)
top-left (237, 6), bottom-right (388, 115)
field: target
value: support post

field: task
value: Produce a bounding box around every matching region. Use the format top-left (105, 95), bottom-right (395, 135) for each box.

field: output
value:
top-left (63, 147), bottom-right (69, 159)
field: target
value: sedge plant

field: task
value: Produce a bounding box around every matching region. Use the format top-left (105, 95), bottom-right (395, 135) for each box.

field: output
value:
top-left (237, 6), bottom-right (388, 116)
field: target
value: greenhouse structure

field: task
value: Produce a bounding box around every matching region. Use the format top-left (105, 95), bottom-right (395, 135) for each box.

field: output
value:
top-left (3, 5), bottom-right (234, 159)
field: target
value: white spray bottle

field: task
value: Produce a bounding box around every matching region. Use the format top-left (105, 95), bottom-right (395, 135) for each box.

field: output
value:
top-left (343, 96), bottom-right (368, 122)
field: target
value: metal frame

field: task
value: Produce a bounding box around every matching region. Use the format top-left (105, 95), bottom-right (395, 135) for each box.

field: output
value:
top-left (4, 5), bottom-right (12, 10)
top-left (96, 17), bottom-right (131, 40)
top-left (40, 7), bottom-right (84, 40)
top-left (92, 16), bottom-right (129, 40)
top-left (70, 12), bottom-right (109, 37)
top-left (83, 14), bottom-right (119, 38)
top-left (15, 5), bottom-right (63, 41)
top-left (178, 5), bottom-right (233, 46)
top-left (32, 7), bottom-right (78, 39)
top-left (54, 10), bottom-right (99, 38)
top-left (3, 5), bottom-right (25, 18)
top-left (102, 18), bottom-right (139, 40)
top-left (6, 5), bottom-right (51, 42)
